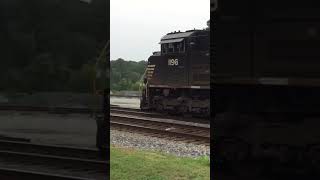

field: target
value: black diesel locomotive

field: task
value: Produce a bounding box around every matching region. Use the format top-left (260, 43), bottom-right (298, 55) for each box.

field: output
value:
top-left (140, 23), bottom-right (210, 117)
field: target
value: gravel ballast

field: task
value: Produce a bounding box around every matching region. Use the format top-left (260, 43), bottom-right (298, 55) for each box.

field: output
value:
top-left (111, 129), bottom-right (210, 158)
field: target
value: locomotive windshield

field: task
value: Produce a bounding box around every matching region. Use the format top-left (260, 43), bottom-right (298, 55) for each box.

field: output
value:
top-left (161, 41), bottom-right (185, 54)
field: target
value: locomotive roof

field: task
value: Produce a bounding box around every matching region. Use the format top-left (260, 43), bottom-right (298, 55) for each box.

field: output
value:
top-left (161, 31), bottom-right (196, 41)
top-left (159, 38), bottom-right (184, 44)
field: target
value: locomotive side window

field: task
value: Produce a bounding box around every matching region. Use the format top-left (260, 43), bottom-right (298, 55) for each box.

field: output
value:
top-left (161, 44), bottom-right (168, 54)
top-left (176, 43), bottom-right (181, 52)
top-left (175, 42), bottom-right (185, 53)
top-left (168, 43), bottom-right (174, 53)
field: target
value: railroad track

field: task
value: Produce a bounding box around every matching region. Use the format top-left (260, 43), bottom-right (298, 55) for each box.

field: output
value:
top-left (0, 140), bottom-right (107, 179)
top-left (111, 113), bottom-right (210, 146)
top-left (110, 106), bottom-right (210, 124)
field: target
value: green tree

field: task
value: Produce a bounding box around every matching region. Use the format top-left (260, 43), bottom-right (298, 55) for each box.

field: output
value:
top-left (110, 59), bottom-right (147, 91)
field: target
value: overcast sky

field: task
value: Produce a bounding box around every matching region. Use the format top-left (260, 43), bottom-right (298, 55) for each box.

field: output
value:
top-left (110, 0), bottom-right (210, 61)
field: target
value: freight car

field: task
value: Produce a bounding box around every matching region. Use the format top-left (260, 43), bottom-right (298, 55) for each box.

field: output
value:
top-left (213, 0), bottom-right (320, 177)
top-left (140, 23), bottom-right (210, 117)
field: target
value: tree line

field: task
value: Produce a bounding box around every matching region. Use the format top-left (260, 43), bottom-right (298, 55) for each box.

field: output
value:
top-left (110, 59), bottom-right (147, 92)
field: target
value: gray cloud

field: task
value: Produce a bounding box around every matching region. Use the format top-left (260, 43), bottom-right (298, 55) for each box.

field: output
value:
top-left (111, 0), bottom-right (210, 61)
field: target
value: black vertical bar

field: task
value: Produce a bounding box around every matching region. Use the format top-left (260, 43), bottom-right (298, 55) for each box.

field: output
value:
top-left (104, 87), bottom-right (110, 179)
top-left (105, 0), bottom-right (110, 179)
top-left (210, 1), bottom-right (215, 180)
